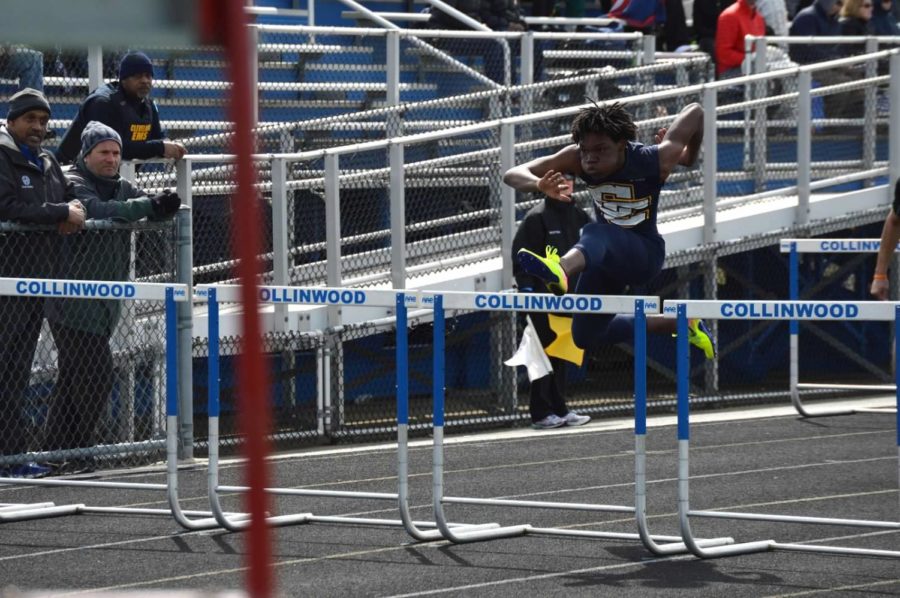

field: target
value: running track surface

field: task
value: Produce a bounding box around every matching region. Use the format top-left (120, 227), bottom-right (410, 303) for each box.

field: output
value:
top-left (0, 397), bottom-right (898, 597)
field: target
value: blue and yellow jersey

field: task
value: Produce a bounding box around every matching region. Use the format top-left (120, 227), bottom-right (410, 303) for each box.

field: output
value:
top-left (580, 141), bottom-right (662, 238)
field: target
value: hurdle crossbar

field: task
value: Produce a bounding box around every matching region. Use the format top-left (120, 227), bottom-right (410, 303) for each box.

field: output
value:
top-left (781, 239), bottom-right (899, 417)
top-left (0, 279), bottom-right (225, 530)
top-left (666, 299), bottom-right (900, 559)
top-left (424, 290), bottom-right (732, 553)
top-left (199, 284), bottom-right (498, 538)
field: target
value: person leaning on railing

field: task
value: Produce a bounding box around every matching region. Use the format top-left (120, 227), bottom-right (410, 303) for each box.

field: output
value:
top-left (54, 51), bottom-right (186, 166)
top-left (0, 88), bottom-right (85, 479)
top-left (42, 121), bottom-right (181, 474)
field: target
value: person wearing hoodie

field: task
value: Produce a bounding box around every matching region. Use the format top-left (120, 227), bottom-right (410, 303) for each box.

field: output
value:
top-left (789, 0), bottom-right (842, 64)
top-left (714, 0), bottom-right (767, 78)
top-left (511, 187), bottom-right (593, 429)
top-left (55, 52), bottom-right (186, 165)
top-left (43, 121), bottom-right (181, 473)
top-left (871, 0), bottom-right (900, 35)
top-left (790, 0), bottom-right (862, 118)
top-left (0, 88), bottom-right (85, 478)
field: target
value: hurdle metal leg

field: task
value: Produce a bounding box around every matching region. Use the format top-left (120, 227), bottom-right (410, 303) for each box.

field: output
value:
top-left (786, 241), bottom-right (898, 417)
top-left (429, 294), bottom-right (732, 551)
top-left (204, 288), bottom-right (495, 537)
top-left (0, 286), bottom-right (224, 530)
top-left (674, 301), bottom-right (900, 559)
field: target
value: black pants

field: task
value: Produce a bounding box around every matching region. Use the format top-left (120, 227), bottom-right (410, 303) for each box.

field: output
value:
top-left (0, 296), bottom-right (45, 456)
top-left (529, 356), bottom-right (569, 422)
top-left (44, 323), bottom-right (114, 451)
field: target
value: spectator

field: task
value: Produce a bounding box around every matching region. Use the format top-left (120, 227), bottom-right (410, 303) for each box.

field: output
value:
top-left (693, 0), bottom-right (735, 59)
top-left (56, 52), bottom-right (186, 165)
top-left (511, 181), bottom-right (592, 429)
top-left (790, 0), bottom-right (863, 118)
top-left (428, 1), bottom-right (528, 85)
top-left (0, 89), bottom-right (85, 478)
top-left (839, 0), bottom-right (875, 40)
top-left (43, 121), bottom-right (181, 474)
top-left (789, 0), bottom-right (842, 64)
top-left (871, 0), bottom-right (900, 34)
top-left (0, 45), bottom-right (44, 92)
top-left (715, 0), bottom-right (767, 78)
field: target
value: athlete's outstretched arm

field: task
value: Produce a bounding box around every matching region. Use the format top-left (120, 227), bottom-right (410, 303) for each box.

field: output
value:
top-left (503, 146), bottom-right (581, 202)
top-left (657, 103), bottom-right (704, 181)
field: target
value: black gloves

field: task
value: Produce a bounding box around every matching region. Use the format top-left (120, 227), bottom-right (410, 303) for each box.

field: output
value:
top-left (151, 189), bottom-right (181, 217)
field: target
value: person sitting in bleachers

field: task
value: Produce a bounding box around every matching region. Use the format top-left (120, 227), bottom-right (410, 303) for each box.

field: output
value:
top-left (693, 0), bottom-right (735, 63)
top-left (839, 0), bottom-right (875, 45)
top-left (789, 0), bottom-right (842, 64)
top-left (871, 0), bottom-right (900, 34)
top-left (790, 0), bottom-right (863, 119)
top-left (714, 0), bottom-right (766, 78)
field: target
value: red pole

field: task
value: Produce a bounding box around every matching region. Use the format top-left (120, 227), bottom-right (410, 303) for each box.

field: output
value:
top-left (220, 2), bottom-right (272, 597)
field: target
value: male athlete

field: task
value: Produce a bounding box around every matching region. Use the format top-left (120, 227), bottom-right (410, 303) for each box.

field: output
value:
top-left (502, 101), bottom-right (716, 357)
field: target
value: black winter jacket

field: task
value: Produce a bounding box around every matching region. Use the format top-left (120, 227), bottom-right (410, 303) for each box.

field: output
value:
top-left (46, 158), bottom-right (156, 336)
top-left (56, 82), bottom-right (165, 164)
top-left (0, 125), bottom-right (73, 278)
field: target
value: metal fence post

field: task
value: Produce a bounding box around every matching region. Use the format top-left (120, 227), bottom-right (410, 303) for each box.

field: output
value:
top-left (500, 122), bottom-right (515, 290)
top-left (271, 157), bottom-right (289, 333)
top-left (324, 151), bottom-right (342, 436)
top-left (175, 159), bottom-right (194, 460)
top-left (863, 39), bottom-right (877, 185)
top-left (390, 141), bottom-right (406, 290)
top-left (890, 52), bottom-right (900, 188)
top-left (752, 39), bottom-right (767, 193)
top-left (87, 46), bottom-right (103, 92)
top-left (797, 70), bottom-right (812, 226)
top-left (386, 30), bottom-right (402, 137)
top-left (702, 86), bottom-right (717, 244)
top-left (248, 25), bottom-right (259, 127)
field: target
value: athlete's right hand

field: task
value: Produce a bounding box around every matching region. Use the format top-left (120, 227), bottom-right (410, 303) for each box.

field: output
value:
top-left (870, 277), bottom-right (889, 301)
top-left (536, 170), bottom-right (572, 202)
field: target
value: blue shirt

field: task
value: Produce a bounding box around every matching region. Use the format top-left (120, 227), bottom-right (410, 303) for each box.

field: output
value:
top-left (580, 141), bottom-right (662, 239)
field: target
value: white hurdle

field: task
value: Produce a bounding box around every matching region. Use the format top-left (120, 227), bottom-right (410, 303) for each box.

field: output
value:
top-left (199, 284), bottom-right (497, 538)
top-left (781, 239), bottom-right (899, 416)
top-left (0, 278), bottom-right (226, 530)
top-left (667, 298), bottom-right (900, 559)
top-left (423, 291), bottom-right (733, 553)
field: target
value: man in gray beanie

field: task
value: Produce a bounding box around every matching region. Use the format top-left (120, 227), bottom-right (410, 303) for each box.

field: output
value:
top-left (0, 88), bottom-right (85, 478)
top-left (43, 120), bottom-right (181, 472)
top-left (55, 51), bottom-right (186, 165)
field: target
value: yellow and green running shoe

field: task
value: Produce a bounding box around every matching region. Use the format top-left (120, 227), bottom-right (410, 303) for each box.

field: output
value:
top-left (516, 245), bottom-right (568, 296)
top-left (687, 319), bottom-right (717, 360)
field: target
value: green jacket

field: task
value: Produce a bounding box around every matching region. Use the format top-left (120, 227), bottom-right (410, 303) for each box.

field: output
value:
top-left (46, 158), bottom-right (155, 336)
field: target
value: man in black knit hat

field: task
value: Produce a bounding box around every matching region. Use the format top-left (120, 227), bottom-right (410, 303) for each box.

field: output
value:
top-left (0, 88), bottom-right (85, 477)
top-left (56, 51), bottom-right (186, 164)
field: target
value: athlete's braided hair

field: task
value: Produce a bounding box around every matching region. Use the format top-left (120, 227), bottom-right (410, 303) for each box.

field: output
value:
top-left (570, 102), bottom-right (637, 144)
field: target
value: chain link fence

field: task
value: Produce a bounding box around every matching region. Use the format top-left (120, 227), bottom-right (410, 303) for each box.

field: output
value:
top-left (0, 221), bottom-right (176, 474)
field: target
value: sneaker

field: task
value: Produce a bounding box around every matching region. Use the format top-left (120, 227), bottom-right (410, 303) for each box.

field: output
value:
top-left (531, 414), bottom-right (566, 429)
top-left (562, 411), bottom-right (591, 426)
top-left (3, 462), bottom-right (51, 479)
top-left (687, 319), bottom-right (717, 360)
top-left (517, 246), bottom-right (568, 296)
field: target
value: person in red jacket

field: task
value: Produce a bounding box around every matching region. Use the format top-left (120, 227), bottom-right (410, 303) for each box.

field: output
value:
top-left (714, 0), bottom-right (766, 78)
